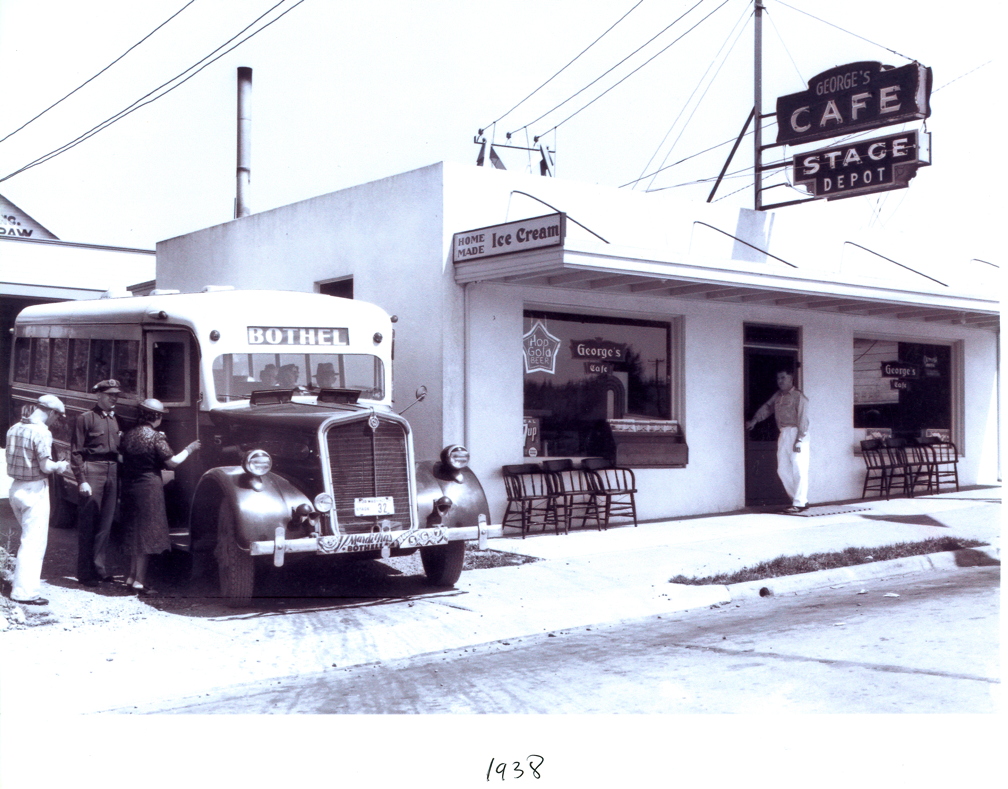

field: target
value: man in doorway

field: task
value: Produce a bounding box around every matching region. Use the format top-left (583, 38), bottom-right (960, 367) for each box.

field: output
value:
top-left (745, 367), bottom-right (809, 514)
top-left (71, 379), bottom-right (122, 586)
top-left (5, 395), bottom-right (71, 605)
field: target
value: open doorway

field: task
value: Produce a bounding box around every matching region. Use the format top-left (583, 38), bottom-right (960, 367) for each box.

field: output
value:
top-left (744, 324), bottom-right (800, 506)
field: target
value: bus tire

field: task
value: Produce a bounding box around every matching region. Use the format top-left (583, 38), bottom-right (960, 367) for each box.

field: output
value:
top-left (215, 500), bottom-right (254, 606)
top-left (48, 475), bottom-right (77, 530)
top-left (420, 541), bottom-right (465, 587)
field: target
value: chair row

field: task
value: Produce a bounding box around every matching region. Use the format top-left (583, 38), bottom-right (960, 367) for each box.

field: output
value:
top-left (860, 437), bottom-right (959, 499)
top-left (501, 458), bottom-right (638, 538)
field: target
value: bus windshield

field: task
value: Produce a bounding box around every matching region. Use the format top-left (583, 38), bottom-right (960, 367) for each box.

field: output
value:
top-left (212, 352), bottom-right (385, 402)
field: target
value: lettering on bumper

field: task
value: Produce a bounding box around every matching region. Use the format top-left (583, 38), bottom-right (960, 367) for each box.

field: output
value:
top-left (316, 527), bottom-right (450, 554)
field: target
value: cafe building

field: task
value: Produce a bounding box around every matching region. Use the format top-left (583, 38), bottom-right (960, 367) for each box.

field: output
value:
top-left (155, 161), bottom-right (1000, 522)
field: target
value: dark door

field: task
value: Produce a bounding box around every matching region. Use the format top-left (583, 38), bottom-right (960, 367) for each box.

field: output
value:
top-left (744, 347), bottom-right (799, 506)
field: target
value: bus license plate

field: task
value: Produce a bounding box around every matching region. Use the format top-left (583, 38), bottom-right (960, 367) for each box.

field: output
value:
top-left (354, 496), bottom-right (394, 517)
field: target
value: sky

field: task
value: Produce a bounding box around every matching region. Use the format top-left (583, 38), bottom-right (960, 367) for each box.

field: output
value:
top-left (0, 0), bottom-right (1003, 269)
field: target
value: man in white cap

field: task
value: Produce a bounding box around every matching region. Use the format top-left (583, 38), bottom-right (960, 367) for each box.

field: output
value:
top-left (5, 395), bottom-right (70, 605)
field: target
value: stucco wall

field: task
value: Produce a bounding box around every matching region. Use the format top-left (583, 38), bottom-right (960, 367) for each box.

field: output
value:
top-left (463, 279), bottom-right (999, 523)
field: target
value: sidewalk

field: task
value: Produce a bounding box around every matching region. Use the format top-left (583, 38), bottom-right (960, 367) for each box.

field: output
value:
top-left (0, 486), bottom-right (1000, 714)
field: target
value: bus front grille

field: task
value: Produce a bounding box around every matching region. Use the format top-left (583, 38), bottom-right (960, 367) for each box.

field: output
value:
top-left (326, 417), bottom-right (411, 534)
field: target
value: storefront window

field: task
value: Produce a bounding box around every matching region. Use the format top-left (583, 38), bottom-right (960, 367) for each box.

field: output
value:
top-left (853, 338), bottom-right (952, 440)
top-left (523, 310), bottom-right (673, 457)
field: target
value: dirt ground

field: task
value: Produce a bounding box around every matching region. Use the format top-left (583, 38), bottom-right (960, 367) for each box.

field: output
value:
top-left (0, 500), bottom-right (535, 631)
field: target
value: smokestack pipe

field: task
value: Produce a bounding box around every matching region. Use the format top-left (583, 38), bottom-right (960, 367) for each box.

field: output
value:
top-left (235, 66), bottom-right (252, 218)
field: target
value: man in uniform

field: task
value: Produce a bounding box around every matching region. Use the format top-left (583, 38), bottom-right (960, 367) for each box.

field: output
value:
top-left (745, 367), bottom-right (810, 514)
top-left (5, 395), bottom-right (70, 605)
top-left (71, 379), bottom-right (122, 586)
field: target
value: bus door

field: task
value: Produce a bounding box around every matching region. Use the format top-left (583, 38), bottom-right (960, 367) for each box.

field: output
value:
top-left (145, 330), bottom-right (200, 536)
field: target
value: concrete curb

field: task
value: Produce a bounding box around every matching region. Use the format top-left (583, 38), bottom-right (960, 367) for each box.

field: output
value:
top-left (726, 545), bottom-right (1000, 600)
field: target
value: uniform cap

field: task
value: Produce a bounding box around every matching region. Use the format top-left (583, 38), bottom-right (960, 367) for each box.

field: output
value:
top-left (92, 379), bottom-right (122, 394)
top-left (38, 394), bottom-right (65, 415)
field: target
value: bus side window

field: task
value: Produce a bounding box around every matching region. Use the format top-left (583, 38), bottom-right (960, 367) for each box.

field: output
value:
top-left (88, 339), bottom-right (113, 390)
top-left (48, 338), bottom-right (69, 390)
top-left (29, 338), bottom-right (50, 386)
top-left (68, 339), bottom-right (90, 391)
top-left (151, 340), bottom-right (187, 403)
top-left (114, 340), bottom-right (139, 393)
top-left (13, 337), bottom-right (31, 383)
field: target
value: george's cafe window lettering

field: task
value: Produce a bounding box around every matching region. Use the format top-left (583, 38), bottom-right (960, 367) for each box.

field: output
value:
top-left (523, 310), bottom-right (673, 457)
top-left (247, 326), bottom-right (349, 346)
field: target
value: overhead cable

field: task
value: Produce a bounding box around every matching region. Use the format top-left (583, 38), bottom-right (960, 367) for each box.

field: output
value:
top-left (0, 0), bottom-right (198, 146)
top-left (534, 0), bottom-right (733, 138)
top-left (482, 0), bottom-right (643, 131)
top-left (772, 0), bottom-right (915, 62)
top-left (639, 2), bottom-right (751, 190)
top-left (508, 0), bottom-right (708, 138)
top-left (0, 0), bottom-right (305, 185)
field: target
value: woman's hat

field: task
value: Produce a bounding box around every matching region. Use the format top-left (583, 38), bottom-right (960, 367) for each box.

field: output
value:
top-left (139, 398), bottom-right (168, 416)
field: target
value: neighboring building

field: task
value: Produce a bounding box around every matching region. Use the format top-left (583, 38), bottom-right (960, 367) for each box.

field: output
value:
top-left (156, 162), bottom-right (1000, 522)
top-left (0, 194), bottom-right (156, 435)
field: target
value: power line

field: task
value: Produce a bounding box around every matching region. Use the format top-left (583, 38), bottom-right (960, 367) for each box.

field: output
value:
top-left (772, 0), bottom-right (915, 62)
top-left (934, 60), bottom-right (991, 92)
top-left (0, 0), bottom-right (199, 147)
top-left (640, 2), bottom-right (751, 190)
top-left (508, 0), bottom-right (708, 138)
top-left (535, 0), bottom-right (734, 138)
top-left (0, 0), bottom-right (306, 185)
top-left (481, 0), bottom-right (644, 131)
top-left (622, 115), bottom-right (774, 188)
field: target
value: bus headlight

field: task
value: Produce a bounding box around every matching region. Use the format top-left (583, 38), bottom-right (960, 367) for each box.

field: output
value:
top-left (242, 449), bottom-right (272, 477)
top-left (440, 444), bottom-right (470, 470)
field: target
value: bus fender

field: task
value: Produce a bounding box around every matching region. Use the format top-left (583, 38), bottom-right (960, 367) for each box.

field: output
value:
top-left (190, 466), bottom-right (313, 551)
top-left (414, 461), bottom-right (491, 531)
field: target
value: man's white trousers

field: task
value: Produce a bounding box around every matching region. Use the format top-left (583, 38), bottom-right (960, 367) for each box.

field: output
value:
top-left (9, 478), bottom-right (51, 601)
top-left (776, 426), bottom-right (809, 508)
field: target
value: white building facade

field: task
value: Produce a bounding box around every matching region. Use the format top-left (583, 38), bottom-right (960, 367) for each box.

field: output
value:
top-left (156, 162), bottom-right (1000, 522)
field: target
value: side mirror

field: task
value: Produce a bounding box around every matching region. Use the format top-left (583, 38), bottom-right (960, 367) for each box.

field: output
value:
top-left (399, 385), bottom-right (428, 415)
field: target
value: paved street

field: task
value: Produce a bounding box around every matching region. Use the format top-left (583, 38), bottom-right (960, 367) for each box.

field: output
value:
top-left (131, 566), bottom-right (999, 714)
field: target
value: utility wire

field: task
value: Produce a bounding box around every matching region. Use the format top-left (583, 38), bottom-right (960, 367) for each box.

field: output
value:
top-left (535, 0), bottom-right (733, 138)
top-left (509, 0), bottom-right (708, 137)
top-left (765, 7), bottom-right (804, 87)
top-left (772, 0), bottom-right (915, 62)
top-left (0, 0), bottom-right (198, 146)
top-left (623, 114), bottom-right (774, 188)
top-left (641, 2), bottom-right (751, 190)
top-left (482, 0), bottom-right (643, 131)
top-left (0, 0), bottom-right (305, 185)
top-left (934, 60), bottom-right (992, 92)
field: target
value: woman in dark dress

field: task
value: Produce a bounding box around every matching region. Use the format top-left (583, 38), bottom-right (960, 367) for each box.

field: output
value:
top-left (120, 399), bottom-right (200, 595)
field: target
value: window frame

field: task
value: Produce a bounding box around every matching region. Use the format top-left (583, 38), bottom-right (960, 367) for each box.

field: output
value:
top-left (852, 333), bottom-right (963, 451)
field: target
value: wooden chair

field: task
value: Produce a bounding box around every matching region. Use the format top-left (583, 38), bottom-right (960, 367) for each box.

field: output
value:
top-left (918, 438), bottom-right (960, 493)
top-left (541, 459), bottom-right (605, 532)
top-left (860, 439), bottom-right (889, 498)
top-left (581, 457), bottom-right (638, 528)
top-left (882, 438), bottom-right (931, 498)
top-left (501, 464), bottom-right (562, 538)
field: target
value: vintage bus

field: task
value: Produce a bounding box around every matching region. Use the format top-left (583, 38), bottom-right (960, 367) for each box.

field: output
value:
top-left (9, 288), bottom-right (499, 603)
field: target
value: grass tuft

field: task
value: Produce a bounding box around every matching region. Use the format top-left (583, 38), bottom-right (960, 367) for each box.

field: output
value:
top-left (669, 536), bottom-right (988, 586)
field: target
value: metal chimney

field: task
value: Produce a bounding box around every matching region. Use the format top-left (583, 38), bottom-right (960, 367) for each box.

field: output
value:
top-left (235, 67), bottom-right (252, 218)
